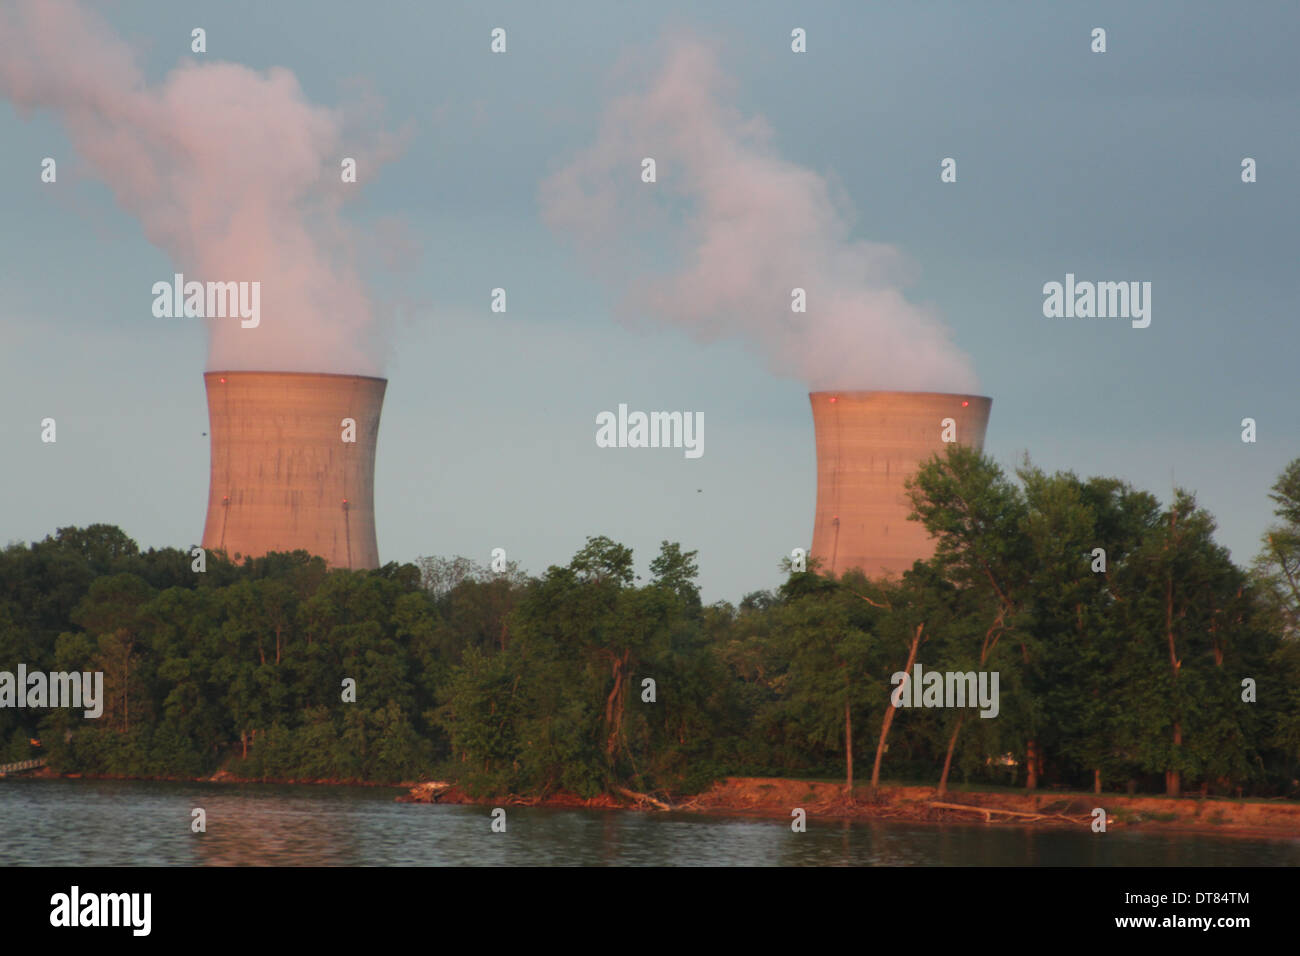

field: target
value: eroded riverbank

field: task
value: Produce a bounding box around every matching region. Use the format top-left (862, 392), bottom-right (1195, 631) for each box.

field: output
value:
top-left (18, 766), bottom-right (1300, 840)
top-left (398, 776), bottom-right (1300, 840)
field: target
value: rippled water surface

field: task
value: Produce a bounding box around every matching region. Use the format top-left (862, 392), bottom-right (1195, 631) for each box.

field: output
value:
top-left (2, 779), bottom-right (1297, 866)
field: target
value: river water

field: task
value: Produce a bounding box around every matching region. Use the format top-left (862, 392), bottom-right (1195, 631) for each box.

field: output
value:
top-left (2, 778), bottom-right (1297, 866)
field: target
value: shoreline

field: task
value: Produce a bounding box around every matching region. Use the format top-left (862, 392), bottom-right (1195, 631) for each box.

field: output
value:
top-left (399, 776), bottom-right (1300, 841)
top-left (13, 768), bottom-right (1300, 840)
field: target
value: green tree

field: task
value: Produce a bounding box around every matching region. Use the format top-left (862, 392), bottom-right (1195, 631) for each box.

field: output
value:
top-left (907, 445), bottom-right (1029, 794)
top-left (71, 573), bottom-right (154, 733)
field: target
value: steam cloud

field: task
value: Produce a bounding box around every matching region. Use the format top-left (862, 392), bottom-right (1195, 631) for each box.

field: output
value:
top-left (541, 38), bottom-right (978, 392)
top-left (0, 0), bottom-right (394, 375)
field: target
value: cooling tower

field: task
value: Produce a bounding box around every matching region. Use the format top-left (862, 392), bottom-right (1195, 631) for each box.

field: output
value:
top-left (809, 390), bottom-right (992, 579)
top-left (202, 371), bottom-right (386, 569)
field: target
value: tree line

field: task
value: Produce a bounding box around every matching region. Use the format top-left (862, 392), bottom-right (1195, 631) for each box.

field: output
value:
top-left (2, 449), bottom-right (1298, 800)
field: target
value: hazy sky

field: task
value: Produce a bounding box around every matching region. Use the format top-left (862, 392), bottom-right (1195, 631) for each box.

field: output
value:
top-left (2, 0), bottom-right (1297, 603)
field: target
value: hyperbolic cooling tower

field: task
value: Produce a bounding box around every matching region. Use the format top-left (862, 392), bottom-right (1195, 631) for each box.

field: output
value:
top-left (201, 371), bottom-right (386, 569)
top-left (809, 390), bottom-right (992, 579)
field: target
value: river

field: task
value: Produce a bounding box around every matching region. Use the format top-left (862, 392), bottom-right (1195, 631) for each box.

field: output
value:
top-left (2, 778), bottom-right (1297, 866)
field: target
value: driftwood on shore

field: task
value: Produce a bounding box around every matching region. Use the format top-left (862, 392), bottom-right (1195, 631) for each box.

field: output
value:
top-left (396, 781), bottom-right (453, 803)
top-left (927, 800), bottom-right (1093, 825)
top-left (616, 786), bottom-right (673, 810)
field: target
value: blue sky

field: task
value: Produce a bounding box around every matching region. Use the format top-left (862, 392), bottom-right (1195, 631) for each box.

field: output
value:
top-left (2, 1), bottom-right (1297, 602)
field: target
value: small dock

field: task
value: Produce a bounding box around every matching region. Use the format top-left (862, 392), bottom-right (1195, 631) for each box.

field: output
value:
top-left (0, 758), bottom-right (46, 777)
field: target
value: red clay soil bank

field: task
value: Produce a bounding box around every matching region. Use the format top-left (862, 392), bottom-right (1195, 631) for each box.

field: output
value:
top-left (400, 776), bottom-right (1300, 838)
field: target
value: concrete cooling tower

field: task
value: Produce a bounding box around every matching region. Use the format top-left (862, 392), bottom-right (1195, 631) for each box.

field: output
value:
top-left (201, 371), bottom-right (386, 569)
top-left (809, 391), bottom-right (992, 579)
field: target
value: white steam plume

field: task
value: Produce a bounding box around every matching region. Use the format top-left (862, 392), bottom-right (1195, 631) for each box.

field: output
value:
top-left (540, 37), bottom-right (978, 393)
top-left (0, 0), bottom-right (399, 375)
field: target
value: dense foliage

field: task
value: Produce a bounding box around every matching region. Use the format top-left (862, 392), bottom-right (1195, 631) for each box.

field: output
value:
top-left (2, 453), bottom-right (1299, 800)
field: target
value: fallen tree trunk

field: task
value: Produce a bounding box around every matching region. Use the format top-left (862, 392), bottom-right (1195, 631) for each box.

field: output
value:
top-left (927, 801), bottom-right (1089, 824)
top-left (616, 786), bottom-right (673, 811)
